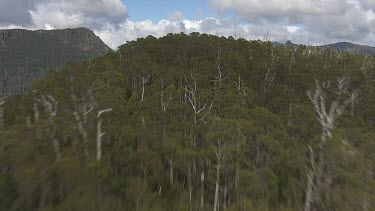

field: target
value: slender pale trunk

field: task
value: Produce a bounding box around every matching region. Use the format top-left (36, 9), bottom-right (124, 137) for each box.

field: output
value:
top-left (39, 169), bottom-right (47, 211)
top-left (223, 185), bottom-right (228, 209)
top-left (51, 131), bottom-right (61, 161)
top-left (140, 75), bottom-right (150, 126)
top-left (169, 159), bottom-right (174, 187)
top-left (52, 138), bottom-right (61, 161)
top-left (316, 132), bottom-right (328, 188)
top-left (141, 77), bottom-right (145, 101)
top-left (305, 131), bottom-right (328, 211)
top-left (96, 109), bottom-right (112, 161)
top-left (96, 116), bottom-right (103, 161)
top-left (304, 173), bottom-right (314, 211)
top-left (33, 100), bottom-right (39, 123)
top-left (235, 166), bottom-right (239, 190)
top-left (141, 78), bottom-right (145, 126)
top-left (363, 170), bottom-right (372, 211)
top-left (74, 112), bottom-right (89, 160)
top-left (363, 196), bottom-right (369, 211)
top-left (188, 167), bottom-right (192, 210)
top-left (118, 50), bottom-right (122, 69)
top-left (0, 105), bottom-right (3, 127)
top-left (214, 162), bottom-right (220, 211)
top-left (201, 171), bottom-right (205, 209)
top-left (39, 182), bottom-right (46, 211)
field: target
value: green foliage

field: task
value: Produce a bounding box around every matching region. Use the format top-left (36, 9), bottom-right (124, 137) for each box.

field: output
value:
top-left (1, 33), bottom-right (374, 210)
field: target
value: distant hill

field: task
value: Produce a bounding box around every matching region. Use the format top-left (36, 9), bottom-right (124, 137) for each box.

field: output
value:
top-left (273, 40), bottom-right (375, 55)
top-left (272, 40), bottom-right (297, 47)
top-left (320, 42), bottom-right (375, 55)
top-left (0, 27), bottom-right (111, 96)
top-left (272, 40), bottom-right (298, 46)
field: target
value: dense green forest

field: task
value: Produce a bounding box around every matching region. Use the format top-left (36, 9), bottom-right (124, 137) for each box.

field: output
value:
top-left (1, 33), bottom-right (374, 211)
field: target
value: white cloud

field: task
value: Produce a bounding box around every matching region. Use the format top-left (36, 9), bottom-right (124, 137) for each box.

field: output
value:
top-left (286, 26), bottom-right (301, 34)
top-left (209, 0), bottom-right (375, 45)
top-left (29, 0), bottom-right (128, 29)
top-left (1, 0), bottom-right (375, 49)
top-left (168, 10), bottom-right (185, 21)
top-left (94, 17), bottom-right (306, 49)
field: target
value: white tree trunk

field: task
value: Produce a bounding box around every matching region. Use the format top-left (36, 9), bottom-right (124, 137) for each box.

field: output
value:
top-left (71, 89), bottom-right (99, 161)
top-left (304, 147), bottom-right (315, 211)
top-left (33, 100), bottom-right (39, 123)
top-left (0, 99), bottom-right (4, 127)
top-left (74, 111), bottom-right (89, 160)
top-left (201, 171), bottom-right (205, 210)
top-left (305, 79), bottom-right (356, 211)
top-left (36, 95), bottom-right (61, 161)
top-left (188, 167), bottom-right (192, 208)
top-left (223, 185), bottom-right (228, 209)
top-left (96, 109), bottom-right (112, 161)
top-left (169, 159), bottom-right (174, 187)
top-left (96, 116), bottom-right (103, 161)
top-left (214, 162), bottom-right (220, 211)
top-left (52, 135), bottom-right (61, 161)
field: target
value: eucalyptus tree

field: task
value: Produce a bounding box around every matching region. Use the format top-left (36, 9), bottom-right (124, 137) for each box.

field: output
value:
top-left (36, 94), bottom-right (61, 161)
top-left (304, 78), bottom-right (357, 211)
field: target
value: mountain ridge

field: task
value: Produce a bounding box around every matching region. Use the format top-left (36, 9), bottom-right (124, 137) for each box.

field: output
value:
top-left (273, 40), bottom-right (375, 55)
top-left (0, 27), bottom-right (111, 96)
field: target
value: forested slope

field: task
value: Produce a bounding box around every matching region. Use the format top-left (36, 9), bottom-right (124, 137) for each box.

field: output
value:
top-left (0, 33), bottom-right (374, 211)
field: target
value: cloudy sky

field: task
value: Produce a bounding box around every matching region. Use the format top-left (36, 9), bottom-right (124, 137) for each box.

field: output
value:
top-left (1, 0), bottom-right (374, 49)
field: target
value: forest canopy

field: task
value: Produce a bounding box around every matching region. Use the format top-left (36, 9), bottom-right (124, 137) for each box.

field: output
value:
top-left (0, 32), bottom-right (374, 211)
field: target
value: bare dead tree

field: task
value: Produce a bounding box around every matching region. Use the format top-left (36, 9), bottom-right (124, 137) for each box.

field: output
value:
top-left (261, 67), bottom-right (276, 106)
top-left (160, 80), bottom-right (173, 113)
top-left (71, 88), bottom-right (98, 161)
top-left (231, 74), bottom-right (247, 104)
top-left (185, 74), bottom-right (213, 124)
top-left (0, 97), bottom-right (6, 127)
top-left (71, 86), bottom-right (112, 162)
top-left (349, 91), bottom-right (359, 117)
top-left (361, 55), bottom-right (374, 85)
top-left (36, 95), bottom-right (58, 119)
top-left (213, 140), bottom-right (224, 211)
top-left (33, 90), bottom-right (40, 124)
top-left (304, 78), bottom-right (357, 211)
top-left (96, 108), bottom-right (112, 161)
top-left (141, 75), bottom-right (151, 102)
top-left (118, 50), bottom-right (122, 70)
top-left (212, 41), bottom-right (229, 87)
top-left (88, 59), bottom-right (97, 70)
top-left (201, 171), bottom-right (205, 210)
top-left (289, 46), bottom-right (298, 75)
top-left (304, 146), bottom-right (315, 211)
top-left (36, 95), bottom-right (61, 161)
top-left (362, 170), bottom-right (372, 211)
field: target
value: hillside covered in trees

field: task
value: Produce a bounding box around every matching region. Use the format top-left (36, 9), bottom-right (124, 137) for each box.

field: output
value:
top-left (0, 33), bottom-right (374, 211)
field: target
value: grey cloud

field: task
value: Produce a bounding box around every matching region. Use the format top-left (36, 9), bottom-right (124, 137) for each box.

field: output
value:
top-left (209, 0), bottom-right (375, 45)
top-left (30, 0), bottom-right (128, 29)
top-left (0, 0), bottom-right (128, 29)
top-left (0, 0), bottom-right (39, 25)
top-left (361, 0), bottom-right (375, 10)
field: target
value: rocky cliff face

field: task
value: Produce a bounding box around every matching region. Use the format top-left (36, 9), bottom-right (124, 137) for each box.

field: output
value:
top-left (0, 27), bottom-right (111, 96)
